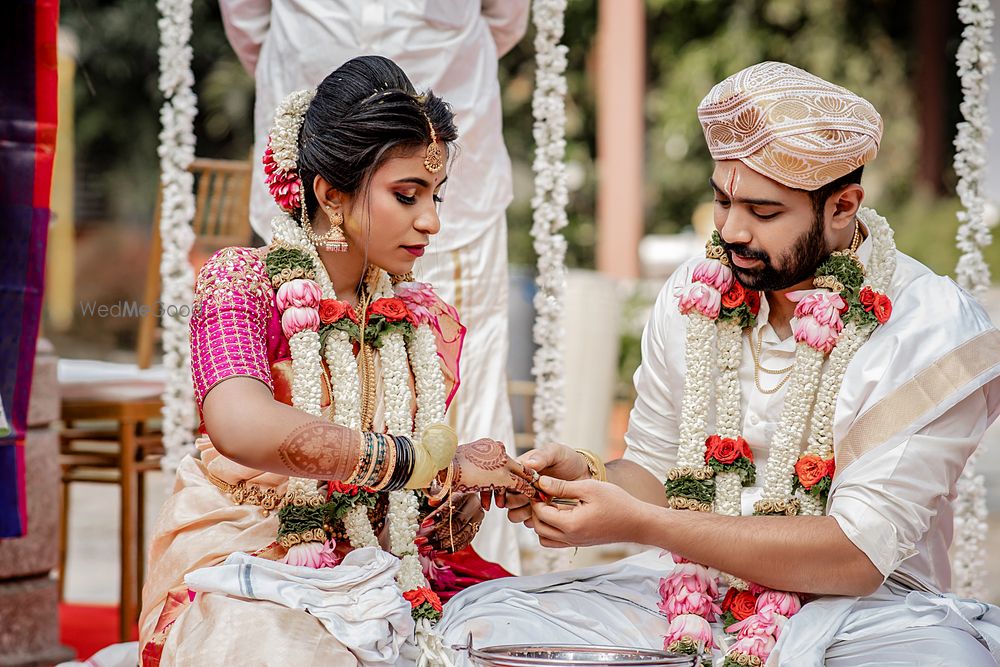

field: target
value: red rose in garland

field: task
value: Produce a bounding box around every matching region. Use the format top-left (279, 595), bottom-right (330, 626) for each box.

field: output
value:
top-left (721, 281), bottom-right (746, 309)
top-left (403, 587), bottom-right (443, 613)
top-left (704, 435), bottom-right (722, 464)
top-left (713, 438), bottom-right (742, 465)
top-left (721, 587), bottom-right (738, 613)
top-left (794, 454), bottom-right (828, 490)
top-left (319, 299), bottom-right (358, 325)
top-left (730, 591), bottom-right (758, 621)
top-left (744, 289), bottom-right (761, 316)
top-left (859, 286), bottom-right (877, 310)
top-left (738, 437), bottom-right (753, 462)
top-left (327, 480), bottom-right (360, 497)
top-left (369, 297), bottom-right (410, 322)
top-left (873, 293), bottom-right (892, 324)
top-left (825, 457), bottom-right (836, 479)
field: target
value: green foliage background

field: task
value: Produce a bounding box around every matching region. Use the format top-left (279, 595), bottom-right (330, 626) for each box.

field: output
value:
top-left (62, 0), bottom-right (999, 277)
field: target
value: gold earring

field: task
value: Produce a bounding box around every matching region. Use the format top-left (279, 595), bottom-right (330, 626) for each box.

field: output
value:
top-left (306, 210), bottom-right (349, 253)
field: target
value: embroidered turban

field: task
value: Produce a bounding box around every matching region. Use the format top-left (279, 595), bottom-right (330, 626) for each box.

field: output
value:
top-left (697, 61), bottom-right (883, 191)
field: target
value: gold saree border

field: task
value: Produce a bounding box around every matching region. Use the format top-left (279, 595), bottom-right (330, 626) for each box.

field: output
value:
top-left (835, 329), bottom-right (1000, 472)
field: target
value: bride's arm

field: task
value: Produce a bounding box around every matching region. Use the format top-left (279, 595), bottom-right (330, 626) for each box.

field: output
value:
top-left (202, 377), bottom-right (361, 480)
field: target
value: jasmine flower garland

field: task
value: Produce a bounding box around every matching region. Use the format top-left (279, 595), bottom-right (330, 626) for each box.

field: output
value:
top-left (660, 209), bottom-right (896, 663)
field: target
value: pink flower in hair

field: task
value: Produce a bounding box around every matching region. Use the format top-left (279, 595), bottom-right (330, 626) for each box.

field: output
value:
top-left (281, 306), bottom-right (320, 339)
top-left (663, 613), bottom-right (715, 651)
top-left (678, 282), bottom-right (722, 319)
top-left (263, 140), bottom-right (303, 212)
top-left (692, 258), bottom-right (735, 293)
top-left (276, 278), bottom-right (323, 311)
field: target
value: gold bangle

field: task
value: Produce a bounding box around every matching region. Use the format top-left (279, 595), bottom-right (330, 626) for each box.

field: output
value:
top-left (575, 449), bottom-right (607, 482)
top-left (427, 462), bottom-right (454, 504)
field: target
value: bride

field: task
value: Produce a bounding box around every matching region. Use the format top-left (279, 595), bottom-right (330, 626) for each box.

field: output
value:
top-left (139, 55), bottom-right (534, 666)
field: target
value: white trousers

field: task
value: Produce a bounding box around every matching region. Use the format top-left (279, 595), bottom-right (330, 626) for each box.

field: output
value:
top-left (438, 550), bottom-right (1000, 667)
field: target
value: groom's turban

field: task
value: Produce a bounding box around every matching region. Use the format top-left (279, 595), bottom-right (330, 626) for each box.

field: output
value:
top-left (697, 61), bottom-right (883, 191)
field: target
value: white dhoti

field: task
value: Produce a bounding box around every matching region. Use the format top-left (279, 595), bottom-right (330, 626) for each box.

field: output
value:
top-left (439, 550), bottom-right (1000, 667)
top-left (415, 215), bottom-right (526, 575)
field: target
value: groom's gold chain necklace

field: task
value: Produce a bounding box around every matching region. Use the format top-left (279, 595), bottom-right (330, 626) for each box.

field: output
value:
top-left (749, 219), bottom-right (862, 396)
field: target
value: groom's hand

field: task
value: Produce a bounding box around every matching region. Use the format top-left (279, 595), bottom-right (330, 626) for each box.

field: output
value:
top-left (506, 443), bottom-right (590, 524)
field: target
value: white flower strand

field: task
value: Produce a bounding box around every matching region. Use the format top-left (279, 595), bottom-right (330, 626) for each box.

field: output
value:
top-left (711, 321), bottom-right (743, 525)
top-left (953, 0), bottom-right (995, 295)
top-left (156, 0), bottom-right (198, 471)
top-left (952, 0), bottom-right (994, 599)
top-left (714, 320), bottom-right (744, 439)
top-left (343, 504), bottom-right (379, 549)
top-left (382, 332), bottom-right (415, 436)
top-left (269, 90), bottom-right (316, 175)
top-left (288, 331), bottom-right (323, 417)
top-left (758, 343), bottom-right (824, 504)
top-left (529, 0), bottom-right (570, 448)
top-left (677, 313), bottom-right (717, 467)
top-left (797, 209), bottom-right (896, 515)
top-left (409, 325), bottom-right (447, 433)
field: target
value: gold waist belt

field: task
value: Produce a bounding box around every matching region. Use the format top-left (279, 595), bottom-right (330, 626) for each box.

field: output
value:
top-left (206, 471), bottom-right (284, 515)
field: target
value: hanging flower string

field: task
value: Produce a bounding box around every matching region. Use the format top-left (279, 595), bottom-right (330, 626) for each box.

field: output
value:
top-left (952, 0), bottom-right (995, 600)
top-left (529, 0), bottom-right (570, 448)
top-left (156, 0), bottom-right (199, 471)
top-left (658, 210), bottom-right (897, 663)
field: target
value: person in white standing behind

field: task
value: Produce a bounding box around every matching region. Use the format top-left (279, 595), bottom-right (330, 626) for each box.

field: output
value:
top-left (219, 0), bottom-right (530, 574)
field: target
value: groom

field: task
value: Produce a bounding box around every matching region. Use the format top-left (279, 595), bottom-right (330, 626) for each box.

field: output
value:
top-left (441, 62), bottom-right (1000, 665)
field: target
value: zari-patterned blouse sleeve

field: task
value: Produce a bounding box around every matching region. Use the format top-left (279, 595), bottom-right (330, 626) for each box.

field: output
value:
top-left (190, 247), bottom-right (275, 409)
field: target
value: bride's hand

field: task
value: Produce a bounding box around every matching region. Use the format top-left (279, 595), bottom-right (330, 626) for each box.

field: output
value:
top-left (437, 439), bottom-right (537, 509)
top-left (416, 492), bottom-right (484, 553)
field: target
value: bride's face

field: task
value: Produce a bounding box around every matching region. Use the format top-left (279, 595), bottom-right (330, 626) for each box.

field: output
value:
top-left (343, 148), bottom-right (447, 276)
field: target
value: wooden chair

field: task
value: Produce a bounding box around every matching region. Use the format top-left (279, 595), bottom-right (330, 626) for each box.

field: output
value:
top-left (58, 157), bottom-right (252, 641)
top-left (508, 380), bottom-right (537, 455)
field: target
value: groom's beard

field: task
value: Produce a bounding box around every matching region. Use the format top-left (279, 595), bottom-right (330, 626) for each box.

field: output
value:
top-left (723, 212), bottom-right (828, 292)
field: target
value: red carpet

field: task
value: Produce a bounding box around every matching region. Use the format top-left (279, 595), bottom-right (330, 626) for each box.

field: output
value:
top-left (59, 604), bottom-right (135, 662)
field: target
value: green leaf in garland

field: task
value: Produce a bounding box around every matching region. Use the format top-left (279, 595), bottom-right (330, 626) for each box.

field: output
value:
top-left (277, 502), bottom-right (327, 538)
top-left (265, 246), bottom-right (314, 283)
top-left (411, 603), bottom-right (442, 622)
top-left (708, 455), bottom-right (756, 486)
top-left (663, 475), bottom-right (716, 504)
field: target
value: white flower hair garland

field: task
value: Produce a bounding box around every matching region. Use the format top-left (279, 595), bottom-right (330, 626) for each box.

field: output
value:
top-left (952, 0), bottom-right (995, 599)
top-left (156, 0), bottom-right (198, 471)
top-left (529, 0), bottom-right (570, 448)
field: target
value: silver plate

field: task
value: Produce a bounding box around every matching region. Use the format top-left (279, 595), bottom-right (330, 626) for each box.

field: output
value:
top-left (461, 643), bottom-right (698, 666)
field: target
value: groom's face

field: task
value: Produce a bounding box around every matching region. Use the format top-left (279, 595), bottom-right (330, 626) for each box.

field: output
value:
top-left (710, 161), bottom-right (829, 292)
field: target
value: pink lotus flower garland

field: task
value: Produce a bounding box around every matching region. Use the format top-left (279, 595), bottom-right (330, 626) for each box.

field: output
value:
top-left (787, 289), bottom-right (847, 354)
top-left (276, 278), bottom-right (324, 339)
top-left (722, 591), bottom-right (802, 666)
top-left (677, 258), bottom-right (735, 320)
top-left (281, 539), bottom-right (340, 568)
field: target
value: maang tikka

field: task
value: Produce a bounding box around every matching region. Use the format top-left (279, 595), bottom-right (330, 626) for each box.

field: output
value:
top-left (422, 111), bottom-right (444, 174)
